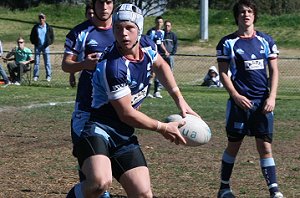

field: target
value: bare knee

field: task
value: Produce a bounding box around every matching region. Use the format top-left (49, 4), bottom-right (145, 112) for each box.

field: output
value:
top-left (84, 177), bottom-right (112, 197)
top-left (256, 139), bottom-right (273, 158)
top-left (94, 177), bottom-right (112, 194)
top-left (140, 188), bottom-right (153, 198)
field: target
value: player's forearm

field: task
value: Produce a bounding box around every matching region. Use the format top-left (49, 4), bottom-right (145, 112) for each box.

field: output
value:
top-left (61, 55), bottom-right (85, 73)
top-left (269, 70), bottom-right (279, 99)
top-left (220, 73), bottom-right (239, 98)
top-left (119, 107), bottom-right (166, 133)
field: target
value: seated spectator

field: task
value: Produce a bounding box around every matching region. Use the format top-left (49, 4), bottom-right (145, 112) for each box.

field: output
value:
top-left (201, 65), bottom-right (223, 88)
top-left (3, 37), bottom-right (34, 85)
top-left (0, 40), bottom-right (11, 86)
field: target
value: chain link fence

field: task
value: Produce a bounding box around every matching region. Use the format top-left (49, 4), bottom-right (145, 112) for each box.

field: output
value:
top-left (18, 52), bottom-right (300, 95)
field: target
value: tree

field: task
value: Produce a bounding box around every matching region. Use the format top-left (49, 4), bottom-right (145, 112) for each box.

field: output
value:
top-left (0, 0), bottom-right (41, 10)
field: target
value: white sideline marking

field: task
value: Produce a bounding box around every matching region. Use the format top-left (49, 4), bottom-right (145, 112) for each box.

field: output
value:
top-left (0, 101), bottom-right (74, 112)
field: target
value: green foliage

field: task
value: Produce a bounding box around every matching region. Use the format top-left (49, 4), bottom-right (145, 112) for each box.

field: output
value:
top-left (0, 4), bottom-right (300, 48)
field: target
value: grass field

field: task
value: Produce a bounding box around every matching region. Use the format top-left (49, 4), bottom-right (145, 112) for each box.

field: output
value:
top-left (0, 85), bottom-right (299, 197)
top-left (0, 3), bottom-right (300, 198)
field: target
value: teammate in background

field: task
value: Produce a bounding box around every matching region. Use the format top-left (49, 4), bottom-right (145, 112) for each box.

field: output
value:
top-left (146, 16), bottom-right (169, 98)
top-left (216, 0), bottom-right (283, 198)
top-left (30, 12), bottom-right (54, 82)
top-left (66, 4), bottom-right (199, 198)
top-left (62, 0), bottom-right (114, 197)
top-left (163, 20), bottom-right (178, 71)
top-left (69, 2), bottom-right (95, 88)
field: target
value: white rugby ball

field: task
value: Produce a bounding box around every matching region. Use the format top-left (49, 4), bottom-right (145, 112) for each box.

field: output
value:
top-left (166, 114), bottom-right (211, 146)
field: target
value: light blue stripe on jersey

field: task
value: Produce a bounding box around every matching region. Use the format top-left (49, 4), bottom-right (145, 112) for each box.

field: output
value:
top-left (223, 37), bottom-right (239, 80)
top-left (260, 157), bottom-right (275, 167)
top-left (92, 60), bottom-right (109, 108)
top-left (92, 58), bottom-right (131, 108)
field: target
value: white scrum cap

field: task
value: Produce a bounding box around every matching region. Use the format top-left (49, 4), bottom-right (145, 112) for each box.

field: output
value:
top-left (112, 4), bottom-right (144, 40)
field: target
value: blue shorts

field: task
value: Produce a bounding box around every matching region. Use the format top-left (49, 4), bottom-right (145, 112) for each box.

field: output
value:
top-left (226, 98), bottom-right (274, 142)
top-left (71, 121), bottom-right (147, 181)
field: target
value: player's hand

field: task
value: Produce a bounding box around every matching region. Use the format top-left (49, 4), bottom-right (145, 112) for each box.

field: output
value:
top-left (176, 96), bottom-right (201, 119)
top-left (262, 96), bottom-right (275, 114)
top-left (232, 94), bottom-right (253, 110)
top-left (159, 122), bottom-right (186, 145)
top-left (69, 73), bottom-right (76, 87)
top-left (84, 52), bottom-right (100, 70)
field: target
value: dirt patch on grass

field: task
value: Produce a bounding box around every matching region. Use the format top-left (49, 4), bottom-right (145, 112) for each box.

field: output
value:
top-left (0, 107), bottom-right (299, 198)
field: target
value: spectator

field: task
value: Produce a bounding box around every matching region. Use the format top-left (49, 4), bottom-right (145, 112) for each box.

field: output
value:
top-left (66, 4), bottom-right (199, 197)
top-left (201, 65), bottom-right (223, 88)
top-left (163, 20), bottom-right (178, 71)
top-left (30, 12), bottom-right (54, 82)
top-left (3, 37), bottom-right (34, 85)
top-left (216, 0), bottom-right (283, 198)
top-left (69, 2), bottom-right (94, 88)
top-left (62, 0), bottom-right (115, 197)
top-left (146, 16), bottom-right (169, 98)
top-left (0, 40), bottom-right (11, 86)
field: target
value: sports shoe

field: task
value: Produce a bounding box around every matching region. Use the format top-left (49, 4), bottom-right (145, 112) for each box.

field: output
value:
top-left (217, 188), bottom-right (236, 198)
top-left (147, 93), bottom-right (154, 98)
top-left (46, 76), bottom-right (51, 82)
top-left (33, 77), bottom-right (38, 81)
top-left (14, 81), bottom-right (21, 86)
top-left (154, 92), bottom-right (162, 98)
top-left (1, 81), bottom-right (11, 88)
top-left (271, 192), bottom-right (284, 198)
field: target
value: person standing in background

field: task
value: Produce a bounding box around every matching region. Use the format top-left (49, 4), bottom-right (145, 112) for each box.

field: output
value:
top-left (216, 0), bottom-right (283, 198)
top-left (163, 20), bottom-right (177, 71)
top-left (30, 12), bottom-right (54, 82)
top-left (146, 16), bottom-right (169, 98)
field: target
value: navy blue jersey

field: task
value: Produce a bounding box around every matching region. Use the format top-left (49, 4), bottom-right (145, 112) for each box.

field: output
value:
top-left (90, 35), bottom-right (157, 138)
top-left (216, 31), bottom-right (279, 99)
top-left (146, 28), bottom-right (164, 55)
top-left (64, 20), bottom-right (114, 134)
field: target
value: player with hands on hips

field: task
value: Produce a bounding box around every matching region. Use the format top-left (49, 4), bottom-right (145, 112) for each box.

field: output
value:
top-left (216, 0), bottom-right (283, 198)
top-left (66, 3), bottom-right (199, 198)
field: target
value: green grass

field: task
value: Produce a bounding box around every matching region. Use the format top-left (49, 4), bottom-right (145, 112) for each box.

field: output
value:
top-left (1, 85), bottom-right (299, 140)
top-left (1, 4), bottom-right (300, 49)
top-left (0, 86), bottom-right (299, 197)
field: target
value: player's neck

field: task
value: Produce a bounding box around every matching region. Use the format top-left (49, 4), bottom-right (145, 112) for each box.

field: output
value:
top-left (237, 26), bottom-right (255, 38)
top-left (122, 47), bottom-right (143, 62)
top-left (93, 18), bottom-right (112, 29)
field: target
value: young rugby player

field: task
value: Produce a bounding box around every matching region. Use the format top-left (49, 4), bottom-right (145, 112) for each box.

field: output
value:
top-left (216, 0), bottom-right (283, 197)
